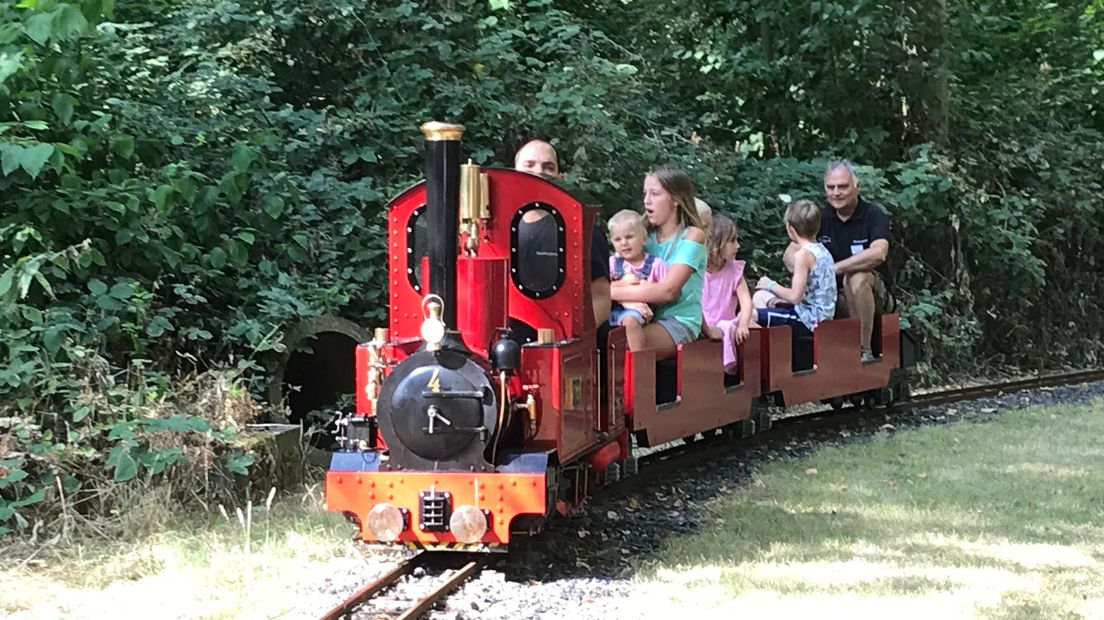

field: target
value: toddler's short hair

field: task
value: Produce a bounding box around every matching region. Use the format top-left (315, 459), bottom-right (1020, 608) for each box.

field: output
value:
top-left (785, 199), bottom-right (821, 238)
top-left (608, 209), bottom-right (647, 236)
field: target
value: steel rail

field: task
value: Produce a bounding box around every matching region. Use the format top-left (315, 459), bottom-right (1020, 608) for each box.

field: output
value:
top-left (318, 553), bottom-right (428, 620)
top-left (789, 368), bottom-right (1104, 431)
top-left (631, 368), bottom-right (1104, 470)
top-left (319, 553), bottom-right (487, 620)
top-left (395, 558), bottom-right (487, 620)
top-left (903, 368), bottom-right (1104, 410)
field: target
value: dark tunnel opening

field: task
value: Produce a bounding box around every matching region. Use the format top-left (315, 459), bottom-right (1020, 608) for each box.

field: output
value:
top-left (282, 331), bottom-right (358, 445)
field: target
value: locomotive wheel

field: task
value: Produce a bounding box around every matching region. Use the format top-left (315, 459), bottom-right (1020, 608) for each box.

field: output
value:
top-left (828, 397), bottom-right (846, 410)
top-left (682, 433), bottom-right (700, 444)
top-left (622, 455), bottom-right (639, 477)
top-left (600, 461), bottom-right (622, 486)
top-left (754, 409), bottom-right (773, 432)
top-left (893, 383), bottom-right (911, 402)
top-left (739, 418), bottom-right (756, 437)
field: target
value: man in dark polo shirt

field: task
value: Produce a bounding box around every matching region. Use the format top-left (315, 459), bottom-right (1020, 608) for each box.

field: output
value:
top-left (512, 139), bottom-right (611, 336)
top-left (786, 160), bottom-right (894, 363)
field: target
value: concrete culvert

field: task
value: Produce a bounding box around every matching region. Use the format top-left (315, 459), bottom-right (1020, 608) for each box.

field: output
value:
top-left (266, 316), bottom-right (371, 434)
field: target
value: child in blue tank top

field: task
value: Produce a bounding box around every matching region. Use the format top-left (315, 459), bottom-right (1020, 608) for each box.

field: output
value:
top-left (752, 199), bottom-right (836, 339)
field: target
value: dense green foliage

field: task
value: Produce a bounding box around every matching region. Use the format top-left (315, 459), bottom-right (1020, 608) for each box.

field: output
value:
top-left (1, 0), bottom-right (1102, 534)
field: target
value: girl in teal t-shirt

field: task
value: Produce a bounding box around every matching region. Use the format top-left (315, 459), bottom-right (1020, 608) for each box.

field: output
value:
top-left (610, 166), bottom-right (706, 358)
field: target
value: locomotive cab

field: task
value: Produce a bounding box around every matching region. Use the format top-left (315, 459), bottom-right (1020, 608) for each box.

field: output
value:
top-left (327, 123), bottom-right (620, 551)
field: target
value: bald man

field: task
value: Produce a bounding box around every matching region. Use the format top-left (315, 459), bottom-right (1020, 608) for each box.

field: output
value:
top-left (513, 140), bottom-right (612, 329)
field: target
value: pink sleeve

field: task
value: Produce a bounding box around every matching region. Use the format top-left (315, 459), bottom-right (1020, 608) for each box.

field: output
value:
top-left (648, 257), bottom-right (670, 283)
top-left (608, 255), bottom-right (618, 280)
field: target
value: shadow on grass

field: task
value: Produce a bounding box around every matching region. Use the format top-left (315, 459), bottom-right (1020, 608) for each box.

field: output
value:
top-left (625, 400), bottom-right (1104, 615)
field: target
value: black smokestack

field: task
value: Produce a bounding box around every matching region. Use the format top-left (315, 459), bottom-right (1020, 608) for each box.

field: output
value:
top-left (419, 122), bottom-right (463, 328)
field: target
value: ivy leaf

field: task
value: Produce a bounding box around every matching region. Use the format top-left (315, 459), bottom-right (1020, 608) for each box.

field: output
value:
top-left (40, 326), bottom-right (66, 355)
top-left (20, 143), bottom-right (55, 178)
top-left (0, 468), bottom-right (28, 488)
top-left (112, 134), bottom-right (134, 159)
top-left (96, 295), bottom-right (124, 311)
top-left (0, 268), bottom-right (12, 298)
top-left (231, 143), bottom-right (256, 172)
top-left (51, 93), bottom-right (74, 125)
top-left (0, 143), bottom-right (23, 176)
top-left (113, 450), bottom-right (138, 482)
top-left (0, 50), bottom-right (23, 86)
top-left (146, 316), bottom-right (173, 337)
top-left (108, 281), bottom-right (132, 299)
top-left (55, 5), bottom-right (88, 39)
top-left (262, 196), bottom-right (284, 219)
top-left (87, 278), bottom-right (108, 295)
top-left (149, 184), bottom-right (172, 211)
top-left (209, 247), bottom-right (227, 269)
top-left (225, 452), bottom-right (254, 475)
top-left (25, 13), bottom-right (53, 46)
top-left (228, 240), bottom-right (248, 266)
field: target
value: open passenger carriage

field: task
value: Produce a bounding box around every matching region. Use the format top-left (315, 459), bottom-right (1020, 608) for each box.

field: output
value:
top-left (326, 123), bottom-right (908, 552)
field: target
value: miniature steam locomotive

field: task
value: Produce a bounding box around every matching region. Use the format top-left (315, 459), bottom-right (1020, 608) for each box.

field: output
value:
top-left (325, 123), bottom-right (909, 551)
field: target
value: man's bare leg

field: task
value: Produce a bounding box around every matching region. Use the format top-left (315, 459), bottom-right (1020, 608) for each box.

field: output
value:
top-left (843, 272), bottom-right (876, 350)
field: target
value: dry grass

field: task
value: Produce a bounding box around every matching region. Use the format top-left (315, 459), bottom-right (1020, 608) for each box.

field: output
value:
top-left (0, 483), bottom-right (394, 620)
top-left (634, 398), bottom-right (1104, 619)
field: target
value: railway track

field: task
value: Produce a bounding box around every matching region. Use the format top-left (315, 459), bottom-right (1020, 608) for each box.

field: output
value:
top-left (631, 367), bottom-right (1104, 473)
top-left (319, 368), bottom-right (1104, 619)
top-left (783, 367), bottom-right (1104, 434)
top-left (319, 552), bottom-right (488, 620)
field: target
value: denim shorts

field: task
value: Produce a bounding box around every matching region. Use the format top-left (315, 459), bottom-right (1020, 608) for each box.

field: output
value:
top-left (656, 316), bottom-right (697, 345)
top-left (609, 307), bottom-right (648, 327)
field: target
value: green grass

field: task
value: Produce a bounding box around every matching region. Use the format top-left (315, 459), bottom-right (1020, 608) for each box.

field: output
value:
top-left (0, 483), bottom-right (379, 619)
top-left (638, 399), bottom-right (1104, 619)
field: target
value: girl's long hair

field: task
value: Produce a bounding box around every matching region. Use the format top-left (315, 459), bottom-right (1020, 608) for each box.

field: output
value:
top-left (648, 166), bottom-right (702, 230)
top-left (706, 213), bottom-right (738, 272)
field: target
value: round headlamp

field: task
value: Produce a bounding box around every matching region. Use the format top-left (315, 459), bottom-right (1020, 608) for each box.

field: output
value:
top-left (366, 503), bottom-right (406, 542)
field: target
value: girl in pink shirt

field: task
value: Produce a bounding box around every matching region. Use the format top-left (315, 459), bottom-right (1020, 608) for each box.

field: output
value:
top-left (701, 214), bottom-right (753, 374)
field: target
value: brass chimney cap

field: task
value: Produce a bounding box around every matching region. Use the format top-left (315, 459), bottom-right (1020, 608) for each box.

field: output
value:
top-left (420, 122), bottom-right (465, 141)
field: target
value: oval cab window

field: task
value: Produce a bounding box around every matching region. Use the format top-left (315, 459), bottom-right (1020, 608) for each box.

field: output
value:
top-left (406, 205), bottom-right (428, 292)
top-left (511, 203), bottom-right (565, 298)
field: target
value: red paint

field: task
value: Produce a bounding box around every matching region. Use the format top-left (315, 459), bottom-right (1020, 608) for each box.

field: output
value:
top-left (762, 315), bottom-right (901, 405)
top-left (335, 160), bottom-right (908, 551)
top-left (584, 441), bottom-right (621, 477)
top-left (456, 257), bottom-right (509, 355)
top-left (326, 470), bottom-right (546, 545)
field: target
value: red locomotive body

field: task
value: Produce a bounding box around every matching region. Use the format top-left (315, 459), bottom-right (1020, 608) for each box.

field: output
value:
top-left (325, 124), bottom-right (909, 551)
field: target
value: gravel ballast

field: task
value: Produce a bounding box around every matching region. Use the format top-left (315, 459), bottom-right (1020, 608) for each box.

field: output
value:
top-left (302, 379), bottom-right (1104, 619)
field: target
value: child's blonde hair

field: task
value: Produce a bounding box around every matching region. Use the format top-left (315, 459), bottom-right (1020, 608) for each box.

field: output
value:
top-left (706, 213), bottom-right (738, 272)
top-left (785, 199), bottom-right (821, 238)
top-left (607, 209), bottom-right (647, 236)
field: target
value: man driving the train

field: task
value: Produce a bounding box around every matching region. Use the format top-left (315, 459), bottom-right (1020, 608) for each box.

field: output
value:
top-left (513, 139), bottom-right (612, 328)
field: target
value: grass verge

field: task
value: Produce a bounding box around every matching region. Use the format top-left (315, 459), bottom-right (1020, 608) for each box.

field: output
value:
top-left (0, 483), bottom-right (389, 620)
top-left (637, 399), bottom-right (1104, 619)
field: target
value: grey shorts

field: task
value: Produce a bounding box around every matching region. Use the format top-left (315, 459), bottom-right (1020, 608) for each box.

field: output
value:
top-left (656, 317), bottom-right (698, 345)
